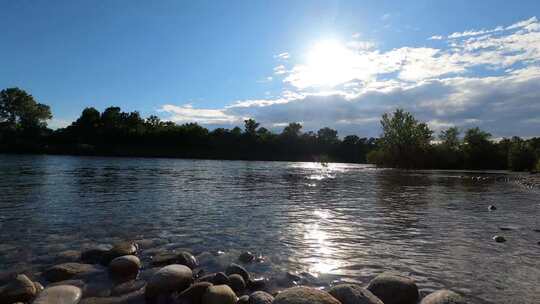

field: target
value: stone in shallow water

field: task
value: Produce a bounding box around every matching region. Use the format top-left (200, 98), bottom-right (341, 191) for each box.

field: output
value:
top-left (0, 274), bottom-right (37, 303)
top-left (420, 289), bottom-right (466, 304)
top-left (273, 286), bottom-right (341, 304)
top-left (81, 246), bottom-right (112, 264)
top-left (493, 235), bottom-right (506, 243)
top-left (328, 284), bottom-right (383, 304)
top-left (108, 255), bottom-right (141, 278)
top-left (151, 251), bottom-right (198, 269)
top-left (238, 295), bottom-right (250, 304)
top-left (225, 263), bottom-right (250, 282)
top-left (202, 285), bottom-right (237, 304)
top-left (239, 251), bottom-right (255, 263)
top-left (32, 285), bottom-right (82, 304)
top-left (367, 274), bottom-right (419, 304)
top-left (248, 291), bottom-right (274, 304)
top-left (110, 280), bottom-right (146, 296)
top-left (102, 242), bottom-right (138, 265)
top-left (44, 263), bottom-right (103, 282)
top-left (178, 282), bottom-right (213, 304)
top-left (228, 274), bottom-right (246, 293)
top-left (79, 288), bottom-right (144, 304)
top-left (145, 264), bottom-right (193, 299)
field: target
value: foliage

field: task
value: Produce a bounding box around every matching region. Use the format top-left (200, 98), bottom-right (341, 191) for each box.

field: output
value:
top-left (0, 87), bottom-right (52, 131)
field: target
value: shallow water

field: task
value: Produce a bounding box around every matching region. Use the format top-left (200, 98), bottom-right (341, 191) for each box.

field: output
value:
top-left (0, 154), bottom-right (538, 303)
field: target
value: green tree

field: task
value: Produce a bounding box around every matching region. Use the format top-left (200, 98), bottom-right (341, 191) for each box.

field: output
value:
top-left (374, 108), bottom-right (433, 168)
top-left (508, 137), bottom-right (535, 171)
top-left (282, 122), bottom-right (302, 137)
top-left (0, 87), bottom-right (52, 130)
top-left (243, 118), bottom-right (260, 136)
top-left (317, 127), bottom-right (339, 144)
top-left (439, 127), bottom-right (460, 150)
top-left (462, 127), bottom-right (498, 169)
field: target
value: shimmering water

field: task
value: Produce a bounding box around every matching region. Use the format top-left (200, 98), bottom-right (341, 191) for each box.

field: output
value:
top-left (0, 154), bottom-right (539, 303)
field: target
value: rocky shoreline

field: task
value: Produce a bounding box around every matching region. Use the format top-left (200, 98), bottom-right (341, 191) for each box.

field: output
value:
top-left (0, 241), bottom-right (466, 304)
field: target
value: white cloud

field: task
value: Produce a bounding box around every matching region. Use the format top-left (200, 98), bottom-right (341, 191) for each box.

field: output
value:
top-left (275, 52), bottom-right (290, 60)
top-left (158, 17), bottom-right (540, 137)
top-left (429, 35), bottom-right (443, 40)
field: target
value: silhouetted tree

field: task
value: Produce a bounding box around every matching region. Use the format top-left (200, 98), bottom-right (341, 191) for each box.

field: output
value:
top-left (0, 88), bottom-right (52, 131)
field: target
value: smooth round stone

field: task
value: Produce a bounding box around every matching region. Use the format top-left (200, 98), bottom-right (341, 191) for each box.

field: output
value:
top-left (367, 274), bottom-right (419, 304)
top-left (239, 251), bottom-right (255, 263)
top-left (329, 284), bottom-right (383, 304)
top-left (110, 280), bottom-right (146, 296)
top-left (109, 255), bottom-right (141, 278)
top-left (145, 264), bottom-right (193, 298)
top-left (44, 263), bottom-right (102, 282)
top-left (202, 285), bottom-right (237, 304)
top-left (177, 251), bottom-right (199, 269)
top-left (0, 274), bottom-right (37, 303)
top-left (151, 251), bottom-right (198, 269)
top-left (57, 250), bottom-right (82, 262)
top-left (273, 287), bottom-right (341, 304)
top-left (247, 277), bottom-right (268, 290)
top-left (102, 242), bottom-right (138, 265)
top-left (238, 295), bottom-right (250, 304)
top-left (493, 235), bottom-right (506, 243)
top-left (81, 246), bottom-right (111, 264)
top-left (420, 289), bottom-right (466, 304)
top-left (225, 263), bottom-right (250, 282)
top-left (213, 272), bottom-right (231, 285)
top-left (248, 291), bottom-right (274, 304)
top-left (488, 205), bottom-right (497, 211)
top-left (178, 282), bottom-right (213, 304)
top-left (33, 285), bottom-right (82, 304)
top-left (228, 274), bottom-right (246, 293)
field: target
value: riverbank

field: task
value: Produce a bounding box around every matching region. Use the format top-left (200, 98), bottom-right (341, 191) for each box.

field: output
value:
top-left (0, 240), bottom-right (466, 304)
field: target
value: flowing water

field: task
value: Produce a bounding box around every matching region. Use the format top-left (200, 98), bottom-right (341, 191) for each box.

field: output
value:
top-left (0, 154), bottom-right (538, 303)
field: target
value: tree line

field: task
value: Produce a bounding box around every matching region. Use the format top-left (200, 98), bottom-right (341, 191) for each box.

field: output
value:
top-left (1, 87), bottom-right (539, 171)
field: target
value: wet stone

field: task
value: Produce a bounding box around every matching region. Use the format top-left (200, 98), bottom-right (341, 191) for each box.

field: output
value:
top-left (33, 285), bottom-right (82, 304)
top-left (110, 279), bottom-right (146, 296)
top-left (238, 295), bottom-right (250, 304)
top-left (202, 285), bottom-right (237, 304)
top-left (44, 263), bottom-right (103, 282)
top-left (239, 251), bottom-right (255, 263)
top-left (178, 282), bottom-right (213, 304)
top-left (248, 291), bottom-right (274, 304)
top-left (493, 235), bottom-right (507, 243)
top-left (328, 284), bottom-right (383, 304)
top-left (145, 264), bottom-right (193, 299)
top-left (420, 289), bottom-right (466, 304)
top-left (81, 246), bottom-right (112, 264)
top-left (0, 274), bottom-right (37, 304)
top-left (225, 263), bottom-right (250, 282)
top-left (228, 273), bottom-right (246, 293)
top-left (102, 242), bottom-right (138, 265)
top-left (108, 255), bottom-right (141, 278)
top-left (367, 274), bottom-right (419, 304)
top-left (273, 286), bottom-right (341, 304)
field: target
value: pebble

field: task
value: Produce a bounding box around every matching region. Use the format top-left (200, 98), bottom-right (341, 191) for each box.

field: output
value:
top-left (488, 205), bottom-right (497, 211)
top-left (33, 285), bottom-right (82, 304)
top-left (102, 242), bottom-right (138, 265)
top-left (226, 263), bottom-right (250, 282)
top-left (108, 255), bottom-right (141, 278)
top-left (329, 284), bottom-right (383, 304)
top-left (202, 285), bottom-right (237, 304)
top-left (493, 235), bottom-right (507, 243)
top-left (228, 273), bottom-right (246, 293)
top-left (367, 274), bottom-right (419, 304)
top-left (273, 286), bottom-right (341, 304)
top-left (0, 274), bottom-right (37, 303)
top-left (248, 291), bottom-right (274, 304)
top-left (145, 264), bottom-right (193, 298)
top-left (178, 282), bottom-right (213, 304)
top-left (44, 263), bottom-right (102, 282)
top-left (420, 289), bottom-right (466, 304)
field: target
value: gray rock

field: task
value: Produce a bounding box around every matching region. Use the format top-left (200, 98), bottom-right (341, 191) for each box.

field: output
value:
top-left (225, 263), bottom-right (250, 282)
top-left (273, 287), bottom-right (341, 304)
top-left (81, 245), bottom-right (112, 264)
top-left (239, 252), bottom-right (255, 263)
top-left (228, 274), bottom-right (246, 293)
top-left (152, 251), bottom-right (198, 269)
top-left (33, 285), bottom-right (82, 304)
top-left (420, 289), bottom-right (466, 304)
top-left (367, 274), bottom-right (419, 304)
top-left (108, 255), bottom-right (141, 278)
top-left (102, 242), bottom-right (138, 265)
top-left (178, 282), bottom-right (213, 304)
top-left (488, 205), bottom-right (496, 211)
top-left (247, 277), bottom-right (268, 291)
top-left (202, 285), bottom-right (237, 304)
top-left (0, 274), bottom-right (37, 304)
top-left (145, 264), bottom-right (193, 298)
top-left (328, 284), bottom-right (383, 304)
top-left (493, 235), bottom-right (506, 243)
top-left (110, 280), bottom-right (146, 296)
top-left (248, 291), bottom-right (274, 304)
top-left (44, 263), bottom-right (102, 282)
top-left (238, 295), bottom-right (250, 304)
top-left (57, 250), bottom-right (82, 262)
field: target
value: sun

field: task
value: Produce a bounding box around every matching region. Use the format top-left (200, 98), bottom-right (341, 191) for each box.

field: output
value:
top-left (303, 40), bottom-right (357, 87)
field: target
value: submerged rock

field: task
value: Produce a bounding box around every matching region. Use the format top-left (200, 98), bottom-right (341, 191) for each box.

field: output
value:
top-left (44, 263), bottom-right (102, 282)
top-left (493, 235), bottom-right (506, 243)
top-left (488, 205), bottom-right (497, 211)
top-left (152, 251), bottom-right (198, 269)
top-left (178, 282), bottom-right (213, 304)
top-left (328, 284), bottom-right (383, 304)
top-left (33, 285), bottom-right (82, 304)
top-left (420, 289), bottom-right (466, 304)
top-left (273, 286), bottom-right (341, 304)
top-left (0, 274), bottom-right (37, 304)
top-left (145, 264), bottom-right (193, 299)
top-left (247, 277), bottom-right (268, 291)
top-left (202, 285), bottom-right (237, 304)
top-left (239, 251), bottom-right (255, 263)
top-left (110, 280), bottom-right (146, 296)
top-left (81, 246), bottom-right (111, 264)
top-left (367, 274), bottom-right (419, 304)
top-left (248, 291), bottom-right (274, 304)
top-left (225, 263), bottom-right (250, 282)
top-left (102, 242), bottom-right (138, 265)
top-left (108, 255), bottom-right (141, 278)
top-left (228, 274), bottom-right (246, 293)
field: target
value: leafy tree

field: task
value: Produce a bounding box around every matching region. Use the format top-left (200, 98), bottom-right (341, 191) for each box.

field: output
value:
top-left (439, 127), bottom-right (460, 150)
top-left (282, 122), bottom-right (302, 137)
top-left (375, 109), bottom-right (433, 168)
top-left (317, 127), bottom-right (339, 144)
top-left (462, 127), bottom-right (499, 169)
top-left (508, 137), bottom-right (536, 171)
top-left (243, 118), bottom-right (260, 136)
top-left (0, 87), bottom-right (52, 130)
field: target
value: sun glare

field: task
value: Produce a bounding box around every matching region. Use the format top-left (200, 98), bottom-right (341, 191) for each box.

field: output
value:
top-left (304, 40), bottom-right (357, 87)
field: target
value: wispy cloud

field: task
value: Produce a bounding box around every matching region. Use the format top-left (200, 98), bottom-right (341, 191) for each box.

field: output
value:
top-left (274, 52), bottom-right (290, 60)
top-left (159, 17), bottom-right (540, 137)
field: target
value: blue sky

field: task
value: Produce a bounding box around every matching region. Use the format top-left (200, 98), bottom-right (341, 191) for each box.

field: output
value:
top-left (1, 0), bottom-right (540, 137)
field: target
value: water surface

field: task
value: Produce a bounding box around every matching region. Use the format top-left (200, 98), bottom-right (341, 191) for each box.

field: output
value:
top-left (0, 155), bottom-right (538, 303)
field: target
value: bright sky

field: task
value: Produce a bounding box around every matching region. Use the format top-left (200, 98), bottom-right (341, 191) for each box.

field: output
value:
top-left (1, 0), bottom-right (540, 137)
